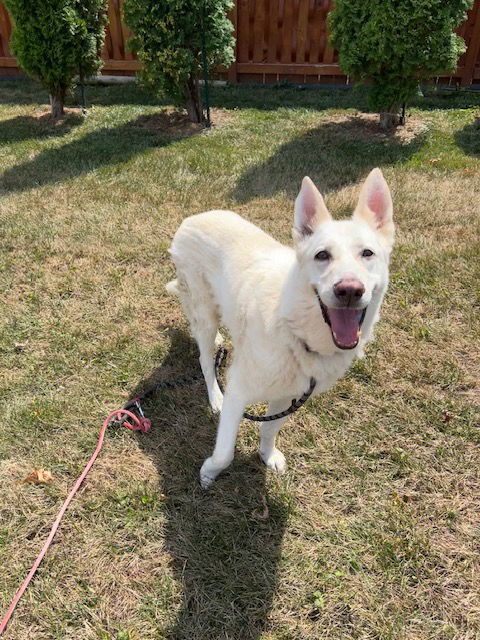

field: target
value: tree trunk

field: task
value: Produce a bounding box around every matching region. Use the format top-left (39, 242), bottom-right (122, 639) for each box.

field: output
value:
top-left (184, 76), bottom-right (204, 124)
top-left (379, 111), bottom-right (401, 129)
top-left (50, 89), bottom-right (65, 119)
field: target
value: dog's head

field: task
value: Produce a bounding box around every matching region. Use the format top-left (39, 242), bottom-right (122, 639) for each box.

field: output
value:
top-left (293, 168), bottom-right (394, 350)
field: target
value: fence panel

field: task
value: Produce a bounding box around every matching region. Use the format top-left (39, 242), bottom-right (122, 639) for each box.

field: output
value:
top-left (233, 0), bottom-right (338, 82)
top-left (1, 0), bottom-right (480, 83)
top-left (0, 0), bottom-right (140, 75)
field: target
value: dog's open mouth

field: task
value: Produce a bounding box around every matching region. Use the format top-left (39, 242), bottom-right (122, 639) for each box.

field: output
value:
top-left (316, 293), bottom-right (367, 350)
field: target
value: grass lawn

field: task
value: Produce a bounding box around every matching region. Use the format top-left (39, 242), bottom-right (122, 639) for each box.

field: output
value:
top-left (0, 78), bottom-right (479, 640)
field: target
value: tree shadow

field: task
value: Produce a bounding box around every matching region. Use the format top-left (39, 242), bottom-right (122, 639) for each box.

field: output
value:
top-left (212, 84), bottom-right (480, 113)
top-left (211, 84), bottom-right (370, 112)
top-left (3, 76), bottom-right (480, 113)
top-left (0, 112), bottom-right (202, 194)
top-left (454, 118), bottom-right (480, 156)
top-left (0, 112), bottom-right (84, 145)
top-left (0, 77), bottom-right (168, 108)
top-left (416, 86), bottom-right (480, 111)
top-left (0, 76), bottom-right (46, 106)
top-left (232, 114), bottom-right (426, 202)
top-left (131, 328), bottom-right (288, 639)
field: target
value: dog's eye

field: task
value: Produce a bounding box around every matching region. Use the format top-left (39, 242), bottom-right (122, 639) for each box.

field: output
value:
top-left (315, 250), bottom-right (331, 261)
top-left (362, 249), bottom-right (374, 258)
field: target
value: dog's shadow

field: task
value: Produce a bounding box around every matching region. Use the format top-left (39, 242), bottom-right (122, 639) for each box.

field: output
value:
top-left (132, 328), bottom-right (288, 639)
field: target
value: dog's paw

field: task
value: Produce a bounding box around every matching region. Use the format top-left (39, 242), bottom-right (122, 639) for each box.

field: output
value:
top-left (199, 471), bottom-right (216, 489)
top-left (260, 447), bottom-right (287, 473)
top-left (199, 457), bottom-right (221, 489)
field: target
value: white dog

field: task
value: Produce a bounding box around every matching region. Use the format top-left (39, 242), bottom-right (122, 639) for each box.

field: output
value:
top-left (167, 168), bottom-right (394, 488)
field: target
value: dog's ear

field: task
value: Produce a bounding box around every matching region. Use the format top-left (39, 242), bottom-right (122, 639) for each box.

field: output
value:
top-left (353, 168), bottom-right (394, 248)
top-left (293, 176), bottom-right (331, 241)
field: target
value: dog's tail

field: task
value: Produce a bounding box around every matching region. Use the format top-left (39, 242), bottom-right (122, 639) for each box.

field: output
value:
top-left (166, 279), bottom-right (179, 296)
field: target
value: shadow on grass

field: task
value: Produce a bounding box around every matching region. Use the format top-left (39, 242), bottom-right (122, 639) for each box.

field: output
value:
top-left (211, 85), bottom-right (480, 113)
top-left (132, 328), bottom-right (288, 640)
top-left (0, 77), bottom-right (166, 108)
top-left (0, 76), bottom-right (46, 105)
top-left (211, 84), bottom-right (370, 112)
top-left (0, 112), bottom-right (84, 144)
top-left (232, 115), bottom-right (426, 202)
top-left (417, 87), bottom-right (480, 111)
top-left (2, 76), bottom-right (480, 113)
top-left (0, 76), bottom-right (365, 111)
top-left (0, 112), bottom-right (202, 194)
top-left (454, 118), bottom-right (480, 156)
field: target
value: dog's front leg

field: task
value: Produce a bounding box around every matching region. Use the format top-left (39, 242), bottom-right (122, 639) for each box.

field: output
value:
top-left (200, 388), bottom-right (246, 488)
top-left (259, 398), bottom-right (290, 473)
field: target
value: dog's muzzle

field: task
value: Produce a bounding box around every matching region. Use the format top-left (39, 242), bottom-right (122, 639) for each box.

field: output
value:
top-left (314, 288), bottom-right (367, 350)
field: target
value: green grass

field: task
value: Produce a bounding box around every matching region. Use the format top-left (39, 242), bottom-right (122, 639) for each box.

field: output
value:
top-left (0, 78), bottom-right (479, 640)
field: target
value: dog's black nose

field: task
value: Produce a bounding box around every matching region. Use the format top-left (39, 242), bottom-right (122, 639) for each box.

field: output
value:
top-left (334, 278), bottom-right (365, 305)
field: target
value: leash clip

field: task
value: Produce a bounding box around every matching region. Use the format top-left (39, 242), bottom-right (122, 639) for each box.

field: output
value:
top-left (111, 399), bottom-right (151, 433)
top-left (126, 398), bottom-right (152, 433)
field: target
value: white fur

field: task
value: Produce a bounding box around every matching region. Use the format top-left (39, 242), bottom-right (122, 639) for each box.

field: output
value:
top-left (167, 168), bottom-right (394, 487)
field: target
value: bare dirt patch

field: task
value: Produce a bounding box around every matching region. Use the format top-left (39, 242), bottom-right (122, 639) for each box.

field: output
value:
top-left (323, 112), bottom-right (427, 143)
top-left (31, 107), bottom-right (84, 124)
top-left (135, 107), bottom-right (232, 137)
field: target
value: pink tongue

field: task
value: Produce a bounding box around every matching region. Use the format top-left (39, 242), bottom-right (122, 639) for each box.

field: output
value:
top-left (327, 308), bottom-right (363, 348)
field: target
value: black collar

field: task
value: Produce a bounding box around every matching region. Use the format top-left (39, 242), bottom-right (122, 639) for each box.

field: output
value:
top-left (301, 339), bottom-right (318, 355)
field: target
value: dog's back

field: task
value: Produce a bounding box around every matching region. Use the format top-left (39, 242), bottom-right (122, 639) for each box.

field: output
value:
top-left (169, 210), bottom-right (281, 275)
top-left (168, 210), bottom-right (292, 332)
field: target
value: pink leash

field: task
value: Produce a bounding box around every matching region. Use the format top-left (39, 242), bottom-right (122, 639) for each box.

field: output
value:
top-left (0, 405), bottom-right (151, 636)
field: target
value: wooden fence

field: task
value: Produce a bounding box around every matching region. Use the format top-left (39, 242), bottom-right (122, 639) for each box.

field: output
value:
top-left (0, 0), bottom-right (140, 76)
top-left (229, 0), bottom-right (480, 85)
top-left (2, 0), bottom-right (480, 85)
top-left (229, 0), bottom-right (339, 84)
